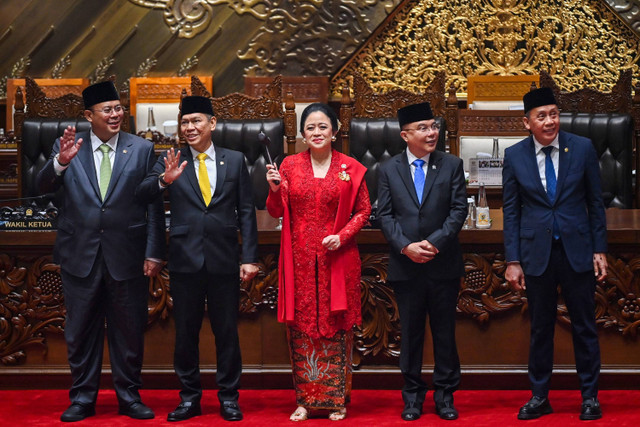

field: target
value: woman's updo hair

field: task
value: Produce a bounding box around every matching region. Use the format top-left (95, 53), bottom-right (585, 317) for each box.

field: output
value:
top-left (300, 102), bottom-right (339, 133)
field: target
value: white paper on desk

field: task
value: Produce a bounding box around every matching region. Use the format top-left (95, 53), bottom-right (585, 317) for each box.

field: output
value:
top-left (476, 152), bottom-right (491, 158)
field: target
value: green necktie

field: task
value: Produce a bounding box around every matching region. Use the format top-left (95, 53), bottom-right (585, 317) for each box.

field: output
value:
top-left (99, 144), bottom-right (112, 200)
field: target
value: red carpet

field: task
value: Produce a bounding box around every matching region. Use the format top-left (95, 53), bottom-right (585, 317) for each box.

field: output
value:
top-left (1, 389), bottom-right (639, 426)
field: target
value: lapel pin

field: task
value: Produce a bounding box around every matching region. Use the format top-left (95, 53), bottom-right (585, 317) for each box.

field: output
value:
top-left (220, 161), bottom-right (224, 165)
top-left (432, 165), bottom-right (436, 169)
top-left (123, 149), bottom-right (127, 153)
top-left (564, 148), bottom-right (568, 152)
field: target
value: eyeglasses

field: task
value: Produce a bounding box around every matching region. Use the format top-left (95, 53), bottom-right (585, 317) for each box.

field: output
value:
top-left (92, 105), bottom-right (125, 115)
top-left (404, 123), bottom-right (440, 133)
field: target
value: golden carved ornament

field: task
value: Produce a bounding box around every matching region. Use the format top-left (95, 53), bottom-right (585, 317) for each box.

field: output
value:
top-left (333, 0), bottom-right (640, 97)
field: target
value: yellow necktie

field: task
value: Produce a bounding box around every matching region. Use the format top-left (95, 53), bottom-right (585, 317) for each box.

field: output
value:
top-left (197, 152), bottom-right (212, 205)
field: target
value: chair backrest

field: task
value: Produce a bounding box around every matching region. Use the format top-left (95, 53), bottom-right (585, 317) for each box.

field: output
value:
top-left (339, 72), bottom-right (458, 208)
top-left (129, 76), bottom-right (213, 134)
top-left (182, 76), bottom-right (296, 209)
top-left (540, 70), bottom-right (639, 209)
top-left (6, 78), bottom-right (89, 132)
top-left (456, 71), bottom-right (639, 209)
top-left (14, 76), bottom-right (130, 201)
top-left (245, 76), bottom-right (329, 154)
top-left (467, 74), bottom-right (539, 110)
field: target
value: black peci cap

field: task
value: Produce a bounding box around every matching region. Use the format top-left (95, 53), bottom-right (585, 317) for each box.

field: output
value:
top-left (523, 87), bottom-right (557, 114)
top-left (398, 102), bottom-right (434, 127)
top-left (181, 96), bottom-right (215, 116)
top-left (82, 81), bottom-right (120, 109)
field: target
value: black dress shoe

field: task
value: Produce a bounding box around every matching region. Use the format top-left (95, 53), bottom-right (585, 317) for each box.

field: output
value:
top-left (220, 401), bottom-right (243, 421)
top-left (580, 397), bottom-right (602, 420)
top-left (435, 401), bottom-right (459, 420)
top-left (119, 401), bottom-right (155, 419)
top-left (167, 401), bottom-right (202, 422)
top-left (401, 401), bottom-right (422, 421)
top-left (518, 396), bottom-right (553, 420)
top-left (60, 403), bottom-right (96, 422)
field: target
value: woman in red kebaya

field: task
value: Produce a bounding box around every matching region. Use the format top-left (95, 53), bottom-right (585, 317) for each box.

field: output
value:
top-left (266, 103), bottom-right (371, 421)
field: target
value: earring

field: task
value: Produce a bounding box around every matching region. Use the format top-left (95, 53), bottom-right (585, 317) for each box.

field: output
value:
top-left (331, 136), bottom-right (336, 141)
top-left (302, 138), bottom-right (307, 144)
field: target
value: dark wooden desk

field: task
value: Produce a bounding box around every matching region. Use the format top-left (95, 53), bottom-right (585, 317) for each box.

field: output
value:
top-left (1, 209), bottom-right (640, 389)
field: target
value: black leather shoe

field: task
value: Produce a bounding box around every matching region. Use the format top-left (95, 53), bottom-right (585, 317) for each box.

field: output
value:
top-left (220, 401), bottom-right (243, 421)
top-left (60, 403), bottom-right (96, 422)
top-left (401, 401), bottom-right (422, 421)
top-left (435, 401), bottom-right (459, 420)
top-left (167, 402), bottom-right (202, 422)
top-left (518, 396), bottom-right (553, 420)
top-left (580, 397), bottom-right (602, 420)
top-left (119, 401), bottom-right (155, 419)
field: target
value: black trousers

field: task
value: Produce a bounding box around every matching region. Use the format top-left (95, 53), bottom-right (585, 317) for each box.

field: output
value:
top-left (170, 268), bottom-right (241, 404)
top-left (391, 276), bottom-right (461, 405)
top-left (62, 251), bottom-right (148, 407)
top-left (525, 239), bottom-right (600, 399)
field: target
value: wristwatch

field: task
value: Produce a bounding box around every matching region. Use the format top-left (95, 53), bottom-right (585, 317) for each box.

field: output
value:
top-left (159, 172), bottom-right (171, 187)
top-left (55, 153), bottom-right (70, 167)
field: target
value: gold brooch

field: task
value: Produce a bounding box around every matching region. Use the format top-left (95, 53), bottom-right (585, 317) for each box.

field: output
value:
top-left (338, 163), bottom-right (350, 181)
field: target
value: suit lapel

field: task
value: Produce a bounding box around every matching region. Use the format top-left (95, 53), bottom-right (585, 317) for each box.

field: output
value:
top-left (183, 147), bottom-right (205, 205)
top-left (555, 131), bottom-right (571, 201)
top-left (522, 136), bottom-right (549, 201)
top-left (77, 132), bottom-right (101, 199)
top-left (396, 151), bottom-right (420, 206)
top-left (212, 146), bottom-right (226, 203)
top-left (422, 151), bottom-right (442, 205)
top-left (104, 132), bottom-right (133, 201)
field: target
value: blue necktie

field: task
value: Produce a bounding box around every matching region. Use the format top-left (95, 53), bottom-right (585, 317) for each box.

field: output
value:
top-left (542, 146), bottom-right (556, 202)
top-left (412, 159), bottom-right (425, 201)
top-left (542, 146), bottom-right (560, 239)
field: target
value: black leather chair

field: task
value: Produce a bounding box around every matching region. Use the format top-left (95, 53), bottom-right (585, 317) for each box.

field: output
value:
top-left (187, 75), bottom-right (296, 210)
top-left (21, 118), bottom-right (91, 202)
top-left (559, 113), bottom-right (633, 208)
top-left (542, 70), bottom-right (639, 209)
top-left (14, 77), bottom-right (131, 204)
top-left (340, 72), bottom-right (458, 209)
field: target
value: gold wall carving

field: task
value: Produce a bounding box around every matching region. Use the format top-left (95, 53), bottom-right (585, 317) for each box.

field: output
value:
top-left (333, 0), bottom-right (640, 97)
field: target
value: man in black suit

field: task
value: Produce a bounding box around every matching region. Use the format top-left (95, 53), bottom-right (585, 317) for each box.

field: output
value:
top-left (37, 81), bottom-right (165, 422)
top-left (136, 96), bottom-right (259, 422)
top-left (377, 102), bottom-right (467, 421)
top-left (503, 88), bottom-right (607, 421)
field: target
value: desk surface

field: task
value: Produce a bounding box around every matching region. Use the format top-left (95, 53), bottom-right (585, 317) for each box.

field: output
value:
top-left (2, 209), bottom-right (640, 246)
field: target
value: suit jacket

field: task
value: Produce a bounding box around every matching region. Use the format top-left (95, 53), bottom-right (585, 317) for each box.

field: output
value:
top-left (36, 131), bottom-right (166, 281)
top-left (136, 145), bottom-right (258, 275)
top-left (502, 130), bottom-right (607, 276)
top-left (377, 149), bottom-right (467, 282)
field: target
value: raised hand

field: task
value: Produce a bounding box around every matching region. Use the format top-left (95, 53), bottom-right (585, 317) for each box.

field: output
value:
top-left (58, 126), bottom-right (83, 165)
top-left (163, 148), bottom-right (187, 184)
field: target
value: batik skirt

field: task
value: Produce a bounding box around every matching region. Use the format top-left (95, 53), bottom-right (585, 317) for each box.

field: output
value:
top-left (288, 326), bottom-right (353, 410)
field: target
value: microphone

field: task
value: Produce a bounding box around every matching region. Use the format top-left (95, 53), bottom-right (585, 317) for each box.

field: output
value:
top-left (258, 131), bottom-right (280, 185)
top-left (0, 193), bottom-right (56, 203)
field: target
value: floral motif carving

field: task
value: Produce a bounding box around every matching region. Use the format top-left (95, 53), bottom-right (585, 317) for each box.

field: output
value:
top-left (3, 248), bottom-right (640, 365)
top-left (459, 253), bottom-right (526, 323)
top-left (354, 253), bottom-right (400, 363)
top-left (0, 254), bottom-right (64, 365)
top-left (333, 0), bottom-right (640, 97)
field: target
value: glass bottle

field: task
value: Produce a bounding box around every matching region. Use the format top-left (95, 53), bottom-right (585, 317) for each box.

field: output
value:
top-left (492, 138), bottom-right (500, 158)
top-left (463, 196), bottom-right (475, 229)
top-left (145, 106), bottom-right (156, 140)
top-left (475, 182), bottom-right (491, 229)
